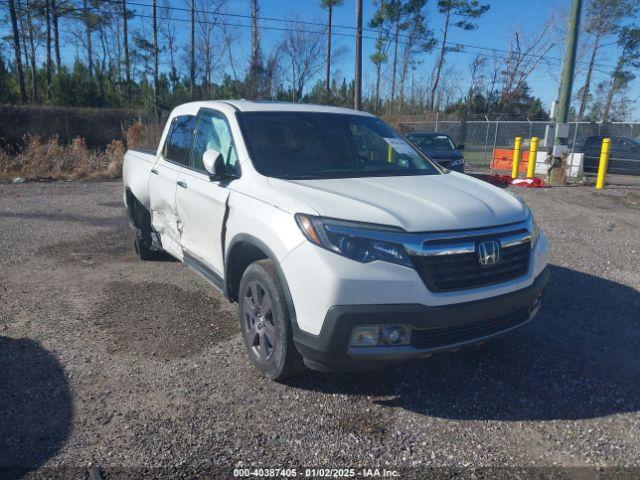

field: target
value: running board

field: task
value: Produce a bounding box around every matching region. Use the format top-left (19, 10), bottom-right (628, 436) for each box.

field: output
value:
top-left (183, 252), bottom-right (226, 296)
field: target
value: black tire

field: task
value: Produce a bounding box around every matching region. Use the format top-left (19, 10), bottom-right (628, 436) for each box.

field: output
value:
top-left (127, 192), bottom-right (161, 261)
top-left (238, 259), bottom-right (305, 380)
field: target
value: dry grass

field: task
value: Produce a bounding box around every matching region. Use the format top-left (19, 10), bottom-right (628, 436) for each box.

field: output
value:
top-left (125, 121), bottom-right (163, 150)
top-left (0, 121), bottom-right (159, 182)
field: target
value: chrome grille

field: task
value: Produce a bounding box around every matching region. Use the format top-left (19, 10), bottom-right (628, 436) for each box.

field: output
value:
top-left (409, 227), bottom-right (531, 292)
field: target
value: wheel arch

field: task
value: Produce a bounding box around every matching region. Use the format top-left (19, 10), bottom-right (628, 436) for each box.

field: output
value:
top-left (124, 187), bottom-right (161, 253)
top-left (225, 234), bottom-right (298, 327)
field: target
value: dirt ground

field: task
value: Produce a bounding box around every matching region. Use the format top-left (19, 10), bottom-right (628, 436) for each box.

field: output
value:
top-left (1, 180), bottom-right (639, 479)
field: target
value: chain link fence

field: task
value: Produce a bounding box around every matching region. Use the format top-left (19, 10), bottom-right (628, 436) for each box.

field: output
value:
top-left (397, 118), bottom-right (640, 180)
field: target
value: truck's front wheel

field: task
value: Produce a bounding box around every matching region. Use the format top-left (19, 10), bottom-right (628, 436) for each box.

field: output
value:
top-left (238, 259), bottom-right (305, 381)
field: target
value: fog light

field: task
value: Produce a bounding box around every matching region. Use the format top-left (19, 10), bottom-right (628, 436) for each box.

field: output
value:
top-left (350, 325), bottom-right (380, 347)
top-left (380, 326), bottom-right (409, 345)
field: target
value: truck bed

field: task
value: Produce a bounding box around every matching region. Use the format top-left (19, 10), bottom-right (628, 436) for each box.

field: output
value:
top-left (122, 148), bottom-right (157, 209)
top-left (128, 147), bottom-right (156, 156)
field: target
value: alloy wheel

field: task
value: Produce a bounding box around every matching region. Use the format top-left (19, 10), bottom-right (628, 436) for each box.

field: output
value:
top-left (243, 281), bottom-right (276, 362)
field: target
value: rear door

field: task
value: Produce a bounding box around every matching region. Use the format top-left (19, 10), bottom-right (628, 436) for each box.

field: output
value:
top-left (175, 108), bottom-right (239, 275)
top-left (149, 114), bottom-right (196, 258)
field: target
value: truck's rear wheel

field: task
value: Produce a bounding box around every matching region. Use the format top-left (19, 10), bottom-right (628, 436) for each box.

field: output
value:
top-left (238, 259), bottom-right (305, 380)
top-left (127, 191), bottom-right (160, 261)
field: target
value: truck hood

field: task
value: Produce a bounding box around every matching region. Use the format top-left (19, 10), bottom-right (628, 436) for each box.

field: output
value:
top-left (268, 172), bottom-right (527, 232)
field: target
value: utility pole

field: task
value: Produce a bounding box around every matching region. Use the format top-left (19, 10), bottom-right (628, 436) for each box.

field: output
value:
top-left (549, 0), bottom-right (582, 183)
top-left (190, 0), bottom-right (195, 99)
top-left (555, 0), bottom-right (582, 143)
top-left (152, 0), bottom-right (159, 120)
top-left (354, 0), bottom-right (362, 110)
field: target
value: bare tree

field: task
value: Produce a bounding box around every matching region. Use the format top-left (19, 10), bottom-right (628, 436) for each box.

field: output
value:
top-left (577, 0), bottom-right (640, 120)
top-left (434, 64), bottom-right (464, 109)
top-left (246, 0), bottom-right (264, 97)
top-left (397, 0), bottom-right (434, 113)
top-left (7, 0), bottom-right (27, 102)
top-left (45, 0), bottom-right (52, 98)
top-left (282, 20), bottom-right (326, 101)
top-left (602, 26), bottom-right (640, 121)
top-left (461, 54), bottom-right (485, 111)
top-left (428, 0), bottom-right (489, 111)
top-left (51, 0), bottom-right (61, 70)
top-left (499, 18), bottom-right (559, 107)
top-left (25, 0), bottom-right (38, 102)
top-left (369, 0), bottom-right (392, 112)
top-left (82, 0), bottom-right (93, 74)
top-left (158, 0), bottom-right (176, 91)
top-left (250, 0), bottom-right (260, 71)
top-left (196, 0), bottom-right (225, 98)
top-left (220, 19), bottom-right (239, 83)
top-left (320, 0), bottom-right (344, 100)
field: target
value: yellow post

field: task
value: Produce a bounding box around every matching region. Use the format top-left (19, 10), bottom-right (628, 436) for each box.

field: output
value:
top-left (387, 144), bottom-right (393, 163)
top-left (595, 138), bottom-right (611, 189)
top-left (511, 137), bottom-right (522, 179)
top-left (526, 137), bottom-right (539, 179)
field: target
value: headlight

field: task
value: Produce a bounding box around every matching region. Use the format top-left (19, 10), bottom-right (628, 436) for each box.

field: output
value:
top-left (449, 158), bottom-right (464, 167)
top-left (295, 213), bottom-right (413, 268)
top-left (529, 214), bottom-right (540, 245)
top-left (507, 191), bottom-right (540, 245)
top-left (521, 204), bottom-right (540, 245)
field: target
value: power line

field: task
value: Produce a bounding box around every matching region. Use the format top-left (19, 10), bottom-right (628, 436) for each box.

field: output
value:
top-left (12, 0), bottom-right (618, 74)
top-left (138, 0), bottom-right (620, 70)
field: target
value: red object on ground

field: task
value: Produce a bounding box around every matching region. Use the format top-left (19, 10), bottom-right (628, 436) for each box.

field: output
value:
top-left (491, 148), bottom-right (532, 173)
top-left (470, 174), bottom-right (512, 187)
top-left (470, 174), bottom-right (545, 188)
top-left (511, 177), bottom-right (545, 188)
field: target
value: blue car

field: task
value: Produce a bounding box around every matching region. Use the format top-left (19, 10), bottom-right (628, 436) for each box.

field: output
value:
top-left (406, 132), bottom-right (465, 173)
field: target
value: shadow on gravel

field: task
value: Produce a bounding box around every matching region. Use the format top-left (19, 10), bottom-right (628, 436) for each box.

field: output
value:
top-left (0, 210), bottom-right (126, 227)
top-left (289, 265), bottom-right (640, 421)
top-left (0, 337), bottom-right (73, 476)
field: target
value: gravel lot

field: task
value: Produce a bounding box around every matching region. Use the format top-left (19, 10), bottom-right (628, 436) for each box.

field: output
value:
top-left (1, 180), bottom-right (639, 479)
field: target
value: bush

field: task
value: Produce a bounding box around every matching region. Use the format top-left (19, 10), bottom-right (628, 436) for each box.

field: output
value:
top-left (126, 121), bottom-right (163, 150)
top-left (0, 105), bottom-right (152, 151)
top-left (0, 133), bottom-right (131, 182)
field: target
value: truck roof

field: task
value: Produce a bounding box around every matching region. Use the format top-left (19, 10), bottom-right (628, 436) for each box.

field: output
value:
top-left (177, 99), bottom-right (375, 116)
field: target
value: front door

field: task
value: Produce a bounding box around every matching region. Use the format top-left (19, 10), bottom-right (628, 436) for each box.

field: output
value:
top-left (149, 114), bottom-right (196, 258)
top-left (176, 108), bottom-right (239, 275)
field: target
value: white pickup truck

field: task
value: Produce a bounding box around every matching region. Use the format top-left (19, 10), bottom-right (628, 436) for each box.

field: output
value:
top-left (122, 100), bottom-right (549, 380)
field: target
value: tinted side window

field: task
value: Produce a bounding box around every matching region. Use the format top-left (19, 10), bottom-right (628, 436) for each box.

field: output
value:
top-left (163, 115), bottom-right (196, 165)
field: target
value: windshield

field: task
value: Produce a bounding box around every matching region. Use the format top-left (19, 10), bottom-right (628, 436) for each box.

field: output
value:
top-left (409, 134), bottom-right (456, 153)
top-left (238, 112), bottom-right (441, 180)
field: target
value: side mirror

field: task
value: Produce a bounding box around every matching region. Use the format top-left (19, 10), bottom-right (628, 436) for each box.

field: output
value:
top-left (457, 144), bottom-right (465, 151)
top-left (202, 149), bottom-right (225, 180)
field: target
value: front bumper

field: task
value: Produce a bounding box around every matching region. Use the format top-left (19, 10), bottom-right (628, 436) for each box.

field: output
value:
top-left (292, 267), bottom-right (549, 372)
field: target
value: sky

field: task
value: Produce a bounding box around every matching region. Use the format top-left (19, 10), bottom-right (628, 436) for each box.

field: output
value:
top-left (249, 0), bottom-right (637, 118)
top-left (4, 0), bottom-right (639, 119)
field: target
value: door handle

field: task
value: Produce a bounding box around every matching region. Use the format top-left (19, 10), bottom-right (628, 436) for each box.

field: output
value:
top-left (151, 168), bottom-right (159, 175)
top-left (177, 180), bottom-right (187, 189)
